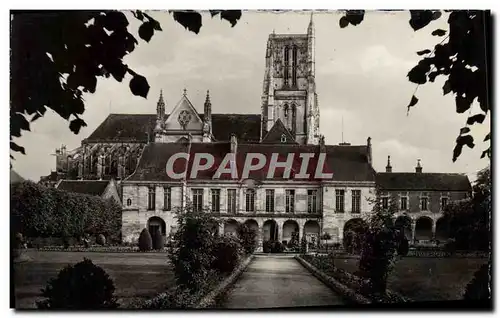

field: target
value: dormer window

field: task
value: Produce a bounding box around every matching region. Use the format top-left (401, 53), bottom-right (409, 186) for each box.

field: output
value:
top-left (281, 134), bottom-right (287, 143)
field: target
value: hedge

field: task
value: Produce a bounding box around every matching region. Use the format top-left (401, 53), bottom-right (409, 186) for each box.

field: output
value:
top-left (11, 181), bottom-right (121, 242)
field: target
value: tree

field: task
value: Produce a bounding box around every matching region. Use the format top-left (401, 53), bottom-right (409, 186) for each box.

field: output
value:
top-left (443, 165), bottom-right (491, 250)
top-left (237, 223), bottom-right (258, 255)
top-left (359, 188), bottom-right (400, 298)
top-left (10, 10), bottom-right (242, 158)
top-left (168, 203), bottom-right (220, 293)
top-left (340, 10), bottom-right (491, 162)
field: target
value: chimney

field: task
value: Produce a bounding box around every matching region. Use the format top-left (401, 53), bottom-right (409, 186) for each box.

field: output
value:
top-left (415, 159), bottom-right (422, 173)
top-left (230, 134), bottom-right (238, 154)
top-left (367, 137), bottom-right (372, 165)
top-left (386, 155), bottom-right (392, 173)
top-left (319, 135), bottom-right (326, 152)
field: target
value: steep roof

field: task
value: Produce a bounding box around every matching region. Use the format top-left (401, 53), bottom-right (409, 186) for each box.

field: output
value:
top-left (125, 142), bottom-right (376, 182)
top-left (85, 113), bottom-right (261, 143)
top-left (262, 119), bottom-right (298, 144)
top-left (57, 180), bottom-right (110, 196)
top-left (376, 172), bottom-right (472, 191)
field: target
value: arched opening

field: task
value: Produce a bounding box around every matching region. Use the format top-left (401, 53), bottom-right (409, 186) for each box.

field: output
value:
top-left (435, 217), bottom-right (449, 242)
top-left (343, 218), bottom-right (368, 254)
top-left (147, 216), bottom-right (166, 244)
top-left (415, 217), bottom-right (433, 241)
top-left (304, 220), bottom-right (320, 248)
top-left (292, 45), bottom-right (298, 87)
top-left (283, 220), bottom-right (299, 246)
top-left (284, 46), bottom-right (289, 86)
top-left (394, 215), bottom-right (412, 240)
top-left (263, 219), bottom-right (278, 241)
top-left (291, 104), bottom-right (297, 136)
top-left (224, 219), bottom-right (239, 237)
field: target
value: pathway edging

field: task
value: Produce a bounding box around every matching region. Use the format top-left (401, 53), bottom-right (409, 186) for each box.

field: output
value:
top-left (194, 255), bottom-right (255, 309)
top-left (295, 255), bottom-right (372, 305)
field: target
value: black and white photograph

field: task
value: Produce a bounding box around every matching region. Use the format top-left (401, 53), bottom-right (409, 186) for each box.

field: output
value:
top-left (9, 5), bottom-right (493, 311)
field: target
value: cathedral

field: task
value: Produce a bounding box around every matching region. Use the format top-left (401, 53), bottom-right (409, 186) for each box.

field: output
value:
top-left (41, 16), bottom-right (471, 250)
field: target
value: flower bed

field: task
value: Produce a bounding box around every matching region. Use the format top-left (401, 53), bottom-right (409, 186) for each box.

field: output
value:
top-left (299, 254), bottom-right (411, 304)
top-left (31, 246), bottom-right (168, 253)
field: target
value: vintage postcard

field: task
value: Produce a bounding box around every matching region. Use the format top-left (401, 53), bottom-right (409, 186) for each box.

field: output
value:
top-left (10, 9), bottom-right (492, 310)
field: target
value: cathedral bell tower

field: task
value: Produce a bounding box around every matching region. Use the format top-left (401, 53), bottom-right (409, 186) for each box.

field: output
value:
top-left (260, 12), bottom-right (320, 145)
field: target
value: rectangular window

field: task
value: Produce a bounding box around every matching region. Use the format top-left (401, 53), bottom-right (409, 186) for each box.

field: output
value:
top-left (381, 196), bottom-right (389, 209)
top-left (163, 187), bottom-right (171, 211)
top-left (211, 189), bottom-right (220, 213)
top-left (420, 192), bottom-right (429, 211)
top-left (400, 196), bottom-right (408, 211)
top-left (352, 190), bottom-right (361, 213)
top-left (192, 189), bottom-right (203, 212)
top-left (307, 189), bottom-right (318, 213)
top-left (265, 189), bottom-right (275, 212)
top-left (441, 197), bottom-right (449, 210)
top-left (245, 189), bottom-right (256, 212)
top-left (148, 186), bottom-right (156, 210)
top-left (227, 189), bottom-right (237, 213)
top-left (285, 189), bottom-right (295, 213)
top-left (335, 190), bottom-right (345, 213)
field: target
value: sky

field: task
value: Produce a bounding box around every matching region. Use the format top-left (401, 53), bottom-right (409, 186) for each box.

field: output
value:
top-left (11, 10), bottom-right (491, 182)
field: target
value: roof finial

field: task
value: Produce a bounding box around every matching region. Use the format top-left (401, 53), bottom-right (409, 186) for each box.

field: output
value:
top-left (417, 158), bottom-right (421, 167)
top-left (206, 90), bottom-right (210, 101)
top-left (183, 88), bottom-right (187, 96)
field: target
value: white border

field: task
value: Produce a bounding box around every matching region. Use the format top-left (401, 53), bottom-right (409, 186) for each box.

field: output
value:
top-left (2, 1), bottom-right (498, 318)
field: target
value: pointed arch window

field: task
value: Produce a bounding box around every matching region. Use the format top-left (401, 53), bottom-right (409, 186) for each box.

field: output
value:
top-left (283, 103), bottom-right (289, 121)
top-left (284, 46), bottom-right (289, 86)
top-left (292, 46), bottom-right (298, 87)
top-left (291, 104), bottom-right (297, 135)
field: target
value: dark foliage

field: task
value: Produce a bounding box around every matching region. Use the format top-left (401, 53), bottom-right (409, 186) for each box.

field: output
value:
top-left (10, 10), bottom-right (241, 158)
top-left (339, 10), bottom-right (491, 162)
top-left (138, 228), bottom-right (153, 251)
top-left (300, 235), bottom-right (308, 254)
top-left (443, 165), bottom-right (491, 251)
top-left (358, 187), bottom-right (400, 297)
top-left (96, 234), bottom-right (106, 246)
top-left (463, 263), bottom-right (491, 300)
top-left (236, 224), bottom-right (257, 255)
top-left (152, 228), bottom-right (164, 250)
top-left (263, 240), bottom-right (284, 253)
top-left (168, 205), bottom-right (220, 293)
top-left (287, 232), bottom-right (300, 250)
top-left (36, 258), bottom-right (118, 309)
top-left (397, 238), bottom-right (409, 256)
top-left (11, 181), bottom-right (121, 241)
top-left (212, 235), bottom-right (242, 273)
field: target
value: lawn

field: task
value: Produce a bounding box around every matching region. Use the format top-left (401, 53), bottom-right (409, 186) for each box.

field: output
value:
top-left (13, 250), bottom-right (175, 309)
top-left (332, 255), bottom-right (489, 301)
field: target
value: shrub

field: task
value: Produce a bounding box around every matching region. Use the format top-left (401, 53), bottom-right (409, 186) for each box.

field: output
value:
top-left (139, 287), bottom-right (196, 309)
top-left (444, 238), bottom-right (456, 255)
top-left (212, 235), bottom-right (242, 273)
top-left (168, 205), bottom-right (219, 293)
top-left (300, 235), bottom-right (308, 254)
top-left (138, 228), bottom-right (153, 251)
top-left (237, 224), bottom-right (257, 255)
top-left (397, 238), bottom-right (409, 256)
top-left (36, 258), bottom-right (118, 309)
top-left (153, 229), bottom-right (164, 250)
top-left (271, 240), bottom-right (285, 253)
top-left (358, 228), bottom-right (398, 296)
top-left (11, 181), bottom-right (121, 241)
top-left (96, 234), bottom-right (106, 246)
top-left (263, 240), bottom-right (272, 253)
top-left (463, 263), bottom-right (491, 300)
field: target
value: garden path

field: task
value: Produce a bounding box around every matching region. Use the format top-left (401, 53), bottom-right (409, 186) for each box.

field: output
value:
top-left (220, 255), bottom-right (346, 309)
